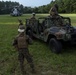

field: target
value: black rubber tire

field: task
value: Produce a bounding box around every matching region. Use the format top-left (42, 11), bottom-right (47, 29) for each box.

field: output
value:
top-left (49, 38), bottom-right (62, 54)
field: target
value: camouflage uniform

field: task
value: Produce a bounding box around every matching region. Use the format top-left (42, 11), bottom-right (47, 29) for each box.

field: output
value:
top-left (13, 32), bottom-right (35, 74)
top-left (49, 4), bottom-right (63, 26)
top-left (29, 13), bottom-right (36, 27)
top-left (52, 15), bottom-right (63, 26)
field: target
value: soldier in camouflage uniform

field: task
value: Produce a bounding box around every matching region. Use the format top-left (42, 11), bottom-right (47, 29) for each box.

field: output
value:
top-left (13, 26), bottom-right (35, 75)
top-left (29, 13), bottom-right (36, 27)
top-left (49, 4), bottom-right (63, 26)
top-left (30, 13), bottom-right (36, 19)
top-left (49, 4), bottom-right (58, 16)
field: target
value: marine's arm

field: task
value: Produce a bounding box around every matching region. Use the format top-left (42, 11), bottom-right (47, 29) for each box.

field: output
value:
top-left (26, 35), bottom-right (33, 45)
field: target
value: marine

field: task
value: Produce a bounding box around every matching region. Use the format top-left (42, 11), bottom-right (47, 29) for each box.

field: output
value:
top-left (49, 4), bottom-right (58, 16)
top-left (49, 4), bottom-right (63, 26)
top-left (30, 13), bottom-right (36, 20)
top-left (13, 26), bottom-right (35, 75)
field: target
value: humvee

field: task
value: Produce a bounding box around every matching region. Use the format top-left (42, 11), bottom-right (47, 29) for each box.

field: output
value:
top-left (26, 16), bottom-right (76, 53)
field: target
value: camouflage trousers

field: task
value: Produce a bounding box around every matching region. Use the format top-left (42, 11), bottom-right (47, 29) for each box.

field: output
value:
top-left (18, 48), bottom-right (35, 74)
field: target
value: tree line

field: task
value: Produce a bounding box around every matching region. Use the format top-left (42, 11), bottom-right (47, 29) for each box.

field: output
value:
top-left (0, 0), bottom-right (76, 14)
top-left (34, 0), bottom-right (76, 13)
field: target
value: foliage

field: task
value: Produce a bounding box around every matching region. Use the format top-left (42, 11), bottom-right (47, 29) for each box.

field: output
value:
top-left (0, 0), bottom-right (76, 14)
top-left (36, 0), bottom-right (76, 13)
top-left (0, 1), bottom-right (23, 14)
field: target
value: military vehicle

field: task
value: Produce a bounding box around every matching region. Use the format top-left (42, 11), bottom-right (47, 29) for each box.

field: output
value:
top-left (26, 16), bottom-right (76, 53)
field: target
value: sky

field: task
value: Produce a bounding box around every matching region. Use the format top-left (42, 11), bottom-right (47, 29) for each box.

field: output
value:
top-left (0, 0), bottom-right (52, 7)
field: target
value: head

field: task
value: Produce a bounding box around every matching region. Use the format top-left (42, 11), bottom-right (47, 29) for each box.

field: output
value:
top-left (18, 25), bottom-right (25, 34)
top-left (49, 4), bottom-right (58, 16)
top-left (54, 4), bottom-right (58, 12)
top-left (49, 9), bottom-right (56, 16)
top-left (32, 13), bottom-right (35, 16)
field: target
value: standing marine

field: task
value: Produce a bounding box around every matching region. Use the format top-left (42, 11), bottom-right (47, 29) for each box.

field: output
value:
top-left (13, 26), bottom-right (35, 75)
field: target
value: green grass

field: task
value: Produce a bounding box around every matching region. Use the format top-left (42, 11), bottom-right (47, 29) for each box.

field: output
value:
top-left (0, 14), bottom-right (76, 75)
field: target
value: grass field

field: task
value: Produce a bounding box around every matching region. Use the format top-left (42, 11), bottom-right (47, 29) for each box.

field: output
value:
top-left (0, 14), bottom-right (76, 75)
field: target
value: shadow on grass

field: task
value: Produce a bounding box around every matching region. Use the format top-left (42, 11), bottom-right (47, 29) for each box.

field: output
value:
top-left (34, 38), bottom-right (76, 55)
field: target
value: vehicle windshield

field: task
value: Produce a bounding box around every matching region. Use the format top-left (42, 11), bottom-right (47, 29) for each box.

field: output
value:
top-left (39, 19), bottom-right (45, 23)
top-left (46, 19), bottom-right (55, 28)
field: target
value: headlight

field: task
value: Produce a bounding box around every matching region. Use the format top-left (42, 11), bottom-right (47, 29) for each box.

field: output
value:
top-left (55, 32), bottom-right (63, 39)
top-left (65, 34), bottom-right (71, 39)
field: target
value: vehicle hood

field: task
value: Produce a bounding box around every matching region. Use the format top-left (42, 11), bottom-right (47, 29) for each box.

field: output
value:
top-left (49, 27), bottom-right (66, 34)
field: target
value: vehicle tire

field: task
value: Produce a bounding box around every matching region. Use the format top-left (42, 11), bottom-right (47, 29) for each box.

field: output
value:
top-left (49, 38), bottom-right (62, 54)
